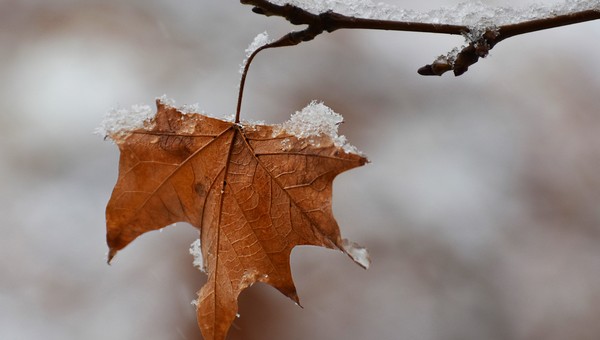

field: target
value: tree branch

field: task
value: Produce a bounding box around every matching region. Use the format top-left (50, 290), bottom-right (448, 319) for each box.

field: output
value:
top-left (241, 0), bottom-right (600, 76)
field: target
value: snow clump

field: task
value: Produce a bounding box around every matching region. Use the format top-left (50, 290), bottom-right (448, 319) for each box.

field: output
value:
top-left (278, 100), bottom-right (363, 155)
top-left (189, 238), bottom-right (205, 273)
top-left (97, 103), bottom-right (153, 139)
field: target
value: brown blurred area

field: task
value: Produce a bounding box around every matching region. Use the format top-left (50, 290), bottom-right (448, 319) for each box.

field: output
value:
top-left (1, 1), bottom-right (600, 339)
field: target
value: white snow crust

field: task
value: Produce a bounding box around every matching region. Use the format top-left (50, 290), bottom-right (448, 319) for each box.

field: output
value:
top-left (189, 238), bottom-right (204, 272)
top-left (97, 103), bottom-right (153, 138)
top-left (156, 94), bottom-right (176, 107)
top-left (240, 31), bottom-right (272, 74)
top-left (267, 0), bottom-right (600, 29)
top-left (98, 95), bottom-right (208, 139)
top-left (277, 101), bottom-right (363, 155)
top-left (156, 94), bottom-right (203, 115)
top-left (99, 97), bottom-right (363, 156)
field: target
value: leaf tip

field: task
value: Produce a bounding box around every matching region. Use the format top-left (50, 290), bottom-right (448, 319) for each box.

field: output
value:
top-left (107, 248), bottom-right (117, 265)
top-left (288, 292), bottom-right (303, 309)
top-left (274, 281), bottom-right (302, 308)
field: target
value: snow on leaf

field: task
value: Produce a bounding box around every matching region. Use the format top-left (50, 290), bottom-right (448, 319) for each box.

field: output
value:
top-left (97, 104), bottom-right (153, 138)
top-left (189, 238), bottom-right (204, 272)
top-left (279, 101), bottom-right (343, 139)
top-left (275, 100), bottom-right (364, 156)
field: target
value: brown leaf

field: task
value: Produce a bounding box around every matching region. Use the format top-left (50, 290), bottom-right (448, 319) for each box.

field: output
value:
top-left (105, 99), bottom-right (368, 339)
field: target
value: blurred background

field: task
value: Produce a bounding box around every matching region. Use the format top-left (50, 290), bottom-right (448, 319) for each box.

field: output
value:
top-left (1, 0), bottom-right (600, 339)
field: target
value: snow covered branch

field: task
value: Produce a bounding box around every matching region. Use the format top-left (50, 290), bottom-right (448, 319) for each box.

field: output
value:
top-left (241, 0), bottom-right (600, 76)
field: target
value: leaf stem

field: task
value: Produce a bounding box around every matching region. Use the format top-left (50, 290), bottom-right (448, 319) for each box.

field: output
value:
top-left (236, 45), bottom-right (268, 124)
top-left (236, 30), bottom-right (319, 123)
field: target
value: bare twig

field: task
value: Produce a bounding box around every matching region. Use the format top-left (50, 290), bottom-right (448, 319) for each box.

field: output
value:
top-left (240, 0), bottom-right (600, 76)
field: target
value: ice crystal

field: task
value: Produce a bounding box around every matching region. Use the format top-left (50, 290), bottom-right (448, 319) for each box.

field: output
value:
top-left (276, 101), bottom-right (363, 155)
top-left (342, 238), bottom-right (371, 269)
top-left (99, 96), bottom-right (212, 140)
top-left (189, 238), bottom-right (204, 273)
top-left (97, 103), bottom-right (153, 139)
top-left (239, 31), bottom-right (272, 74)
top-left (268, 0), bottom-right (600, 40)
top-left (156, 94), bottom-right (175, 107)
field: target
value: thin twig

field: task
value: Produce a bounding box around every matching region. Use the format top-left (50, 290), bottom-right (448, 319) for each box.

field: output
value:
top-left (236, 28), bottom-right (322, 122)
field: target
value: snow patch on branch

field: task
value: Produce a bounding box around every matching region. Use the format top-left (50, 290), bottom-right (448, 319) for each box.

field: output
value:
top-left (240, 31), bottom-right (272, 74)
top-left (268, 0), bottom-right (600, 30)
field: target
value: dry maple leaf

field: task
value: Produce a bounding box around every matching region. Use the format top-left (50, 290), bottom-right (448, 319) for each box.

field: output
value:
top-left (104, 99), bottom-right (369, 339)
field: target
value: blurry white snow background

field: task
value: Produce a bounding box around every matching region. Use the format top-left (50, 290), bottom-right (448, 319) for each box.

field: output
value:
top-left (1, 0), bottom-right (600, 339)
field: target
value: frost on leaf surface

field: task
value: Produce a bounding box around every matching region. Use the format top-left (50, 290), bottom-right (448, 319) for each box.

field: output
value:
top-left (275, 100), bottom-right (363, 155)
top-left (104, 98), bottom-right (368, 340)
